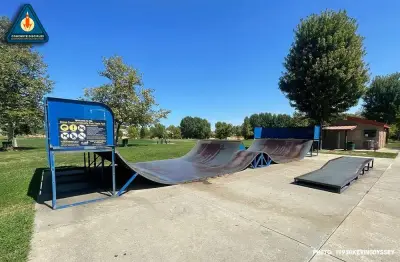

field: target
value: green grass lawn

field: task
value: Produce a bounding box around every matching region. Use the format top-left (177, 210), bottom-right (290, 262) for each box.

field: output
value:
top-left (387, 140), bottom-right (400, 149)
top-left (320, 149), bottom-right (398, 159)
top-left (0, 137), bottom-right (197, 261)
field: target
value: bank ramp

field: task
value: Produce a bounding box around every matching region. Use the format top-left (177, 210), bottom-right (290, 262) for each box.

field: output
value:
top-left (98, 139), bottom-right (313, 185)
top-left (294, 156), bottom-right (374, 193)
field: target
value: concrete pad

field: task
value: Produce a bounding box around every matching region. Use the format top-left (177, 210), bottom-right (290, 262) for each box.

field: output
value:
top-left (35, 184), bottom-right (192, 232)
top-left (184, 174), bottom-right (363, 248)
top-left (30, 193), bottom-right (312, 262)
top-left (310, 253), bottom-right (343, 262)
top-left (359, 187), bottom-right (400, 218)
top-left (322, 207), bottom-right (400, 262)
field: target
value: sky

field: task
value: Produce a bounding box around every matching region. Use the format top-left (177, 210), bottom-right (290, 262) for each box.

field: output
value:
top-left (2, 0), bottom-right (400, 128)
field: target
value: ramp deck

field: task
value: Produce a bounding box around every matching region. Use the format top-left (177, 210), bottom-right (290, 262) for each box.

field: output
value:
top-left (97, 139), bottom-right (313, 187)
top-left (294, 156), bottom-right (374, 193)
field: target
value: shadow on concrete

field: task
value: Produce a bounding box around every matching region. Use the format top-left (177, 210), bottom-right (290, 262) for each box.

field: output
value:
top-left (28, 165), bottom-right (167, 209)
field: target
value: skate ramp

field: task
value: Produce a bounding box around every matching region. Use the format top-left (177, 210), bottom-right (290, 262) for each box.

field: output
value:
top-left (97, 138), bottom-right (313, 185)
top-left (249, 139), bottom-right (313, 163)
top-left (294, 157), bottom-right (374, 193)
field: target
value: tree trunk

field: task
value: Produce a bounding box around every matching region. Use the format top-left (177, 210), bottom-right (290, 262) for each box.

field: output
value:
top-left (7, 123), bottom-right (18, 147)
top-left (115, 123), bottom-right (121, 145)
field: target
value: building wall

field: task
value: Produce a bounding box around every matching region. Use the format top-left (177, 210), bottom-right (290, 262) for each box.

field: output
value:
top-left (323, 120), bottom-right (386, 149)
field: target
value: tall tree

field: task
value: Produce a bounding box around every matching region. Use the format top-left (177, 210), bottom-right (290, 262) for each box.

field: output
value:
top-left (215, 122), bottom-right (233, 139)
top-left (0, 17), bottom-right (53, 146)
top-left (127, 126), bottom-right (139, 139)
top-left (232, 125), bottom-right (242, 137)
top-left (150, 123), bottom-right (166, 138)
top-left (362, 73), bottom-right (400, 124)
top-left (241, 117), bottom-right (253, 139)
top-left (291, 111), bottom-right (311, 127)
top-left (166, 125), bottom-right (181, 139)
top-left (180, 116), bottom-right (211, 139)
top-left (139, 126), bottom-right (149, 139)
top-left (84, 56), bottom-right (170, 144)
top-left (279, 10), bottom-right (369, 125)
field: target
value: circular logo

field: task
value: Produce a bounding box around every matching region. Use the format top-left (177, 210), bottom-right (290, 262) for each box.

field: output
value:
top-left (78, 133), bottom-right (86, 140)
top-left (61, 133), bottom-right (69, 140)
top-left (20, 12), bottom-right (35, 32)
top-left (70, 133), bottom-right (78, 140)
top-left (60, 124), bottom-right (69, 131)
top-left (69, 124), bottom-right (77, 132)
top-left (78, 125), bottom-right (86, 132)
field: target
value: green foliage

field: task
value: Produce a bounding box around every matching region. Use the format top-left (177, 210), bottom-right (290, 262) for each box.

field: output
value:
top-left (362, 73), bottom-right (400, 124)
top-left (180, 116), bottom-right (211, 139)
top-left (215, 122), bottom-right (233, 139)
top-left (0, 17), bottom-right (53, 145)
top-left (389, 125), bottom-right (399, 140)
top-left (140, 126), bottom-right (149, 139)
top-left (127, 126), bottom-right (139, 139)
top-left (166, 125), bottom-right (182, 139)
top-left (241, 117), bottom-right (253, 139)
top-left (150, 123), bottom-right (166, 138)
top-left (232, 125), bottom-right (242, 137)
top-left (247, 112), bottom-right (308, 129)
top-left (83, 55), bottom-right (170, 143)
top-left (279, 10), bottom-right (369, 124)
top-left (291, 111), bottom-right (312, 127)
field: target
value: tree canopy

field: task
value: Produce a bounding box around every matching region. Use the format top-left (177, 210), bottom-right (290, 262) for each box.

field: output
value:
top-left (84, 55), bottom-right (170, 143)
top-left (166, 125), bottom-right (182, 139)
top-left (241, 117), bottom-right (253, 139)
top-left (279, 10), bottom-right (369, 124)
top-left (149, 123), bottom-right (166, 138)
top-left (180, 116), bottom-right (211, 139)
top-left (215, 122), bottom-right (233, 139)
top-left (362, 73), bottom-right (400, 124)
top-left (0, 17), bottom-right (53, 146)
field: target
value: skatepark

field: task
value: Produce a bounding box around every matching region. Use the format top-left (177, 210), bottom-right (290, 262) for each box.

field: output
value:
top-left (30, 153), bottom-right (400, 262)
top-left (25, 97), bottom-right (400, 261)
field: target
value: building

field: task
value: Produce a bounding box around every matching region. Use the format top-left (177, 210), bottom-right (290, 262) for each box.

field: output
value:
top-left (322, 117), bottom-right (390, 150)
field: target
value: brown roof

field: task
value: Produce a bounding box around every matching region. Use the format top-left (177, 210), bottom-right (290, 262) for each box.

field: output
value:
top-left (323, 125), bottom-right (357, 131)
top-left (346, 117), bottom-right (390, 128)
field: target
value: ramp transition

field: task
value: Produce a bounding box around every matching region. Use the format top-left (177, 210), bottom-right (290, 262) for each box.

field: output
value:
top-left (294, 156), bottom-right (374, 193)
top-left (98, 139), bottom-right (313, 186)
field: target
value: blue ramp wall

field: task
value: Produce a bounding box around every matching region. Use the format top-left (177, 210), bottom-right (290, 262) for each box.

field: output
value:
top-left (254, 126), bottom-right (320, 140)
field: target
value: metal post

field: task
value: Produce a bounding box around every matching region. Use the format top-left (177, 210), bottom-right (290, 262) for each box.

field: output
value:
top-left (50, 151), bottom-right (57, 209)
top-left (88, 152), bottom-right (91, 173)
top-left (111, 148), bottom-right (116, 196)
top-left (94, 154), bottom-right (97, 168)
top-left (101, 157), bottom-right (105, 183)
top-left (84, 153), bottom-right (86, 169)
top-left (344, 130), bottom-right (348, 151)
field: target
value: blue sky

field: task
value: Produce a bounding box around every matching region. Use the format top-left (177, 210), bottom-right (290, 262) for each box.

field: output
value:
top-left (3, 0), bottom-right (400, 128)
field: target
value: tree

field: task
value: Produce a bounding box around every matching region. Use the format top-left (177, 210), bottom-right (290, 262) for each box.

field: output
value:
top-left (84, 56), bottom-right (170, 144)
top-left (362, 73), bottom-right (400, 124)
top-left (279, 10), bottom-right (369, 125)
top-left (166, 125), bottom-right (181, 139)
top-left (232, 125), bottom-right (242, 137)
top-left (215, 122), bottom-right (233, 139)
top-left (241, 117), bottom-right (253, 139)
top-left (291, 111), bottom-right (311, 127)
top-left (0, 17), bottom-right (53, 147)
top-left (127, 126), bottom-right (139, 139)
top-left (180, 116), bottom-right (211, 139)
top-left (149, 123), bottom-right (166, 139)
top-left (140, 126), bottom-right (149, 139)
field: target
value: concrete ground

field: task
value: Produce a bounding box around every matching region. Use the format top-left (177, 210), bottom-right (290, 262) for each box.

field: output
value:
top-left (29, 154), bottom-right (400, 262)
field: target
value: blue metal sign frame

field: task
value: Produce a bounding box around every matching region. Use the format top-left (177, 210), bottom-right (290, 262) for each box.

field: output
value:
top-left (44, 97), bottom-right (116, 209)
